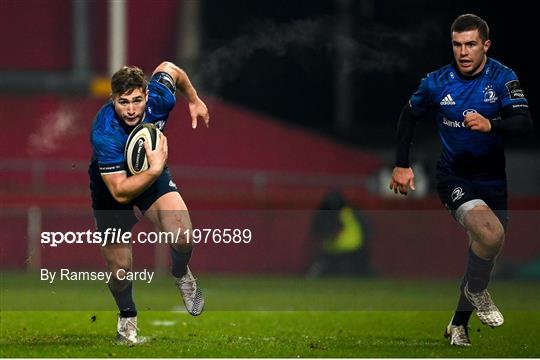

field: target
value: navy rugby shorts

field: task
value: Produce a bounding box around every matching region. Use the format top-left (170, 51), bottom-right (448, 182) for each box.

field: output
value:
top-left (436, 172), bottom-right (508, 229)
top-left (89, 164), bottom-right (179, 232)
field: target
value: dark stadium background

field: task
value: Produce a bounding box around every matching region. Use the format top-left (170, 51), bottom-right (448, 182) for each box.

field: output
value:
top-left (202, 0), bottom-right (539, 149)
top-left (1, 0), bottom-right (538, 279)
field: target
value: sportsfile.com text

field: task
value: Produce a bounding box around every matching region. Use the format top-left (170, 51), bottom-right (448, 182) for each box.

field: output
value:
top-left (40, 228), bottom-right (252, 247)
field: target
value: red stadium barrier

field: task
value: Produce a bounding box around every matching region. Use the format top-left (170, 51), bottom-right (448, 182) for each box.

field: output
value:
top-left (1, 96), bottom-right (539, 277)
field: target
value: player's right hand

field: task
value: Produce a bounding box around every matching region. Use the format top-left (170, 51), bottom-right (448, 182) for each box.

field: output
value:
top-left (144, 133), bottom-right (168, 176)
top-left (189, 97), bottom-right (210, 129)
top-left (389, 166), bottom-right (416, 195)
top-left (463, 112), bottom-right (491, 132)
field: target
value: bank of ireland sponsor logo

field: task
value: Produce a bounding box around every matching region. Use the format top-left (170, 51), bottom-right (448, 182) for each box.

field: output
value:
top-left (451, 187), bottom-right (465, 202)
top-left (483, 85), bottom-right (498, 103)
top-left (440, 94), bottom-right (456, 106)
top-left (442, 117), bottom-right (463, 128)
top-left (462, 109), bottom-right (478, 117)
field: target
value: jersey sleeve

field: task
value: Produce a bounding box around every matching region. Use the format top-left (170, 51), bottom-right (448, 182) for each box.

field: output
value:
top-left (498, 70), bottom-right (528, 108)
top-left (490, 69), bottom-right (532, 136)
top-left (408, 74), bottom-right (434, 117)
top-left (92, 131), bottom-right (127, 174)
top-left (147, 72), bottom-right (177, 118)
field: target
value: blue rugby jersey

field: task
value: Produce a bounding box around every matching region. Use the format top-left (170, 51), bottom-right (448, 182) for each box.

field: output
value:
top-left (409, 58), bottom-right (528, 180)
top-left (90, 72), bottom-right (176, 174)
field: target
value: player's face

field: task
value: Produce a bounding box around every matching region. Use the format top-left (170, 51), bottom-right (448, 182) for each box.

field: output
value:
top-left (451, 29), bottom-right (491, 76)
top-left (113, 88), bottom-right (148, 126)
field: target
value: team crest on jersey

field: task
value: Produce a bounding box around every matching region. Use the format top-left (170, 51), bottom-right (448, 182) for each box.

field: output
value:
top-left (483, 85), bottom-right (498, 103)
top-left (451, 187), bottom-right (465, 202)
top-left (440, 94), bottom-right (455, 106)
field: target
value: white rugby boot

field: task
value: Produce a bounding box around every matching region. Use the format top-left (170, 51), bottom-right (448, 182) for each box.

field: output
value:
top-left (175, 266), bottom-right (204, 316)
top-left (117, 316), bottom-right (145, 344)
top-left (464, 283), bottom-right (504, 327)
top-left (444, 323), bottom-right (471, 346)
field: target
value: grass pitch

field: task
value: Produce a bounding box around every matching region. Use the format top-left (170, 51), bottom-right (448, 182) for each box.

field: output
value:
top-left (1, 272), bottom-right (539, 357)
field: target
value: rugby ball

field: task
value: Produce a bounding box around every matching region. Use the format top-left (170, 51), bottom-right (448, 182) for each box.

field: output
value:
top-left (125, 123), bottom-right (161, 175)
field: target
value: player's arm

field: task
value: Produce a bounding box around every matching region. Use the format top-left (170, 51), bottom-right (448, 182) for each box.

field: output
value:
top-left (467, 75), bottom-right (534, 134)
top-left (463, 105), bottom-right (532, 134)
top-left (152, 61), bottom-right (210, 129)
top-left (490, 104), bottom-right (533, 135)
top-left (102, 136), bottom-right (168, 204)
top-left (390, 74), bottom-right (433, 195)
top-left (389, 104), bottom-right (418, 195)
top-left (493, 77), bottom-right (533, 135)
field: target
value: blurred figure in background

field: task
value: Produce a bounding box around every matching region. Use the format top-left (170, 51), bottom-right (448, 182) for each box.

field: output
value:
top-left (307, 190), bottom-right (372, 277)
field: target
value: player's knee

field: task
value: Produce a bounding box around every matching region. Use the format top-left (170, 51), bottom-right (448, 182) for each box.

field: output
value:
top-left (170, 220), bottom-right (193, 252)
top-left (157, 211), bottom-right (190, 232)
top-left (172, 229), bottom-right (194, 252)
top-left (478, 221), bottom-right (505, 251)
top-left (488, 225), bottom-right (505, 249)
top-left (108, 260), bottom-right (132, 278)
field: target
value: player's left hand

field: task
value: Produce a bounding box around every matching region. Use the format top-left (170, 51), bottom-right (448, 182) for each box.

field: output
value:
top-left (189, 97), bottom-right (210, 129)
top-left (464, 112), bottom-right (491, 132)
top-left (389, 166), bottom-right (416, 195)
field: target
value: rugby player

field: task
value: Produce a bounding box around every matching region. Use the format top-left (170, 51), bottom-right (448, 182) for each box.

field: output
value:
top-left (389, 14), bottom-right (533, 346)
top-left (89, 62), bottom-right (209, 344)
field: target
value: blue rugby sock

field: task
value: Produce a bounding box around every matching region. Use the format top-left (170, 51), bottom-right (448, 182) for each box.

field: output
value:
top-left (452, 277), bottom-right (473, 326)
top-left (451, 247), bottom-right (495, 326)
top-left (466, 247), bottom-right (494, 292)
top-left (171, 248), bottom-right (192, 278)
top-left (108, 279), bottom-right (137, 317)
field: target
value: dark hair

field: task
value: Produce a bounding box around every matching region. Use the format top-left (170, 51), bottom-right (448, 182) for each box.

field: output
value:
top-left (111, 66), bottom-right (148, 97)
top-left (451, 14), bottom-right (489, 42)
